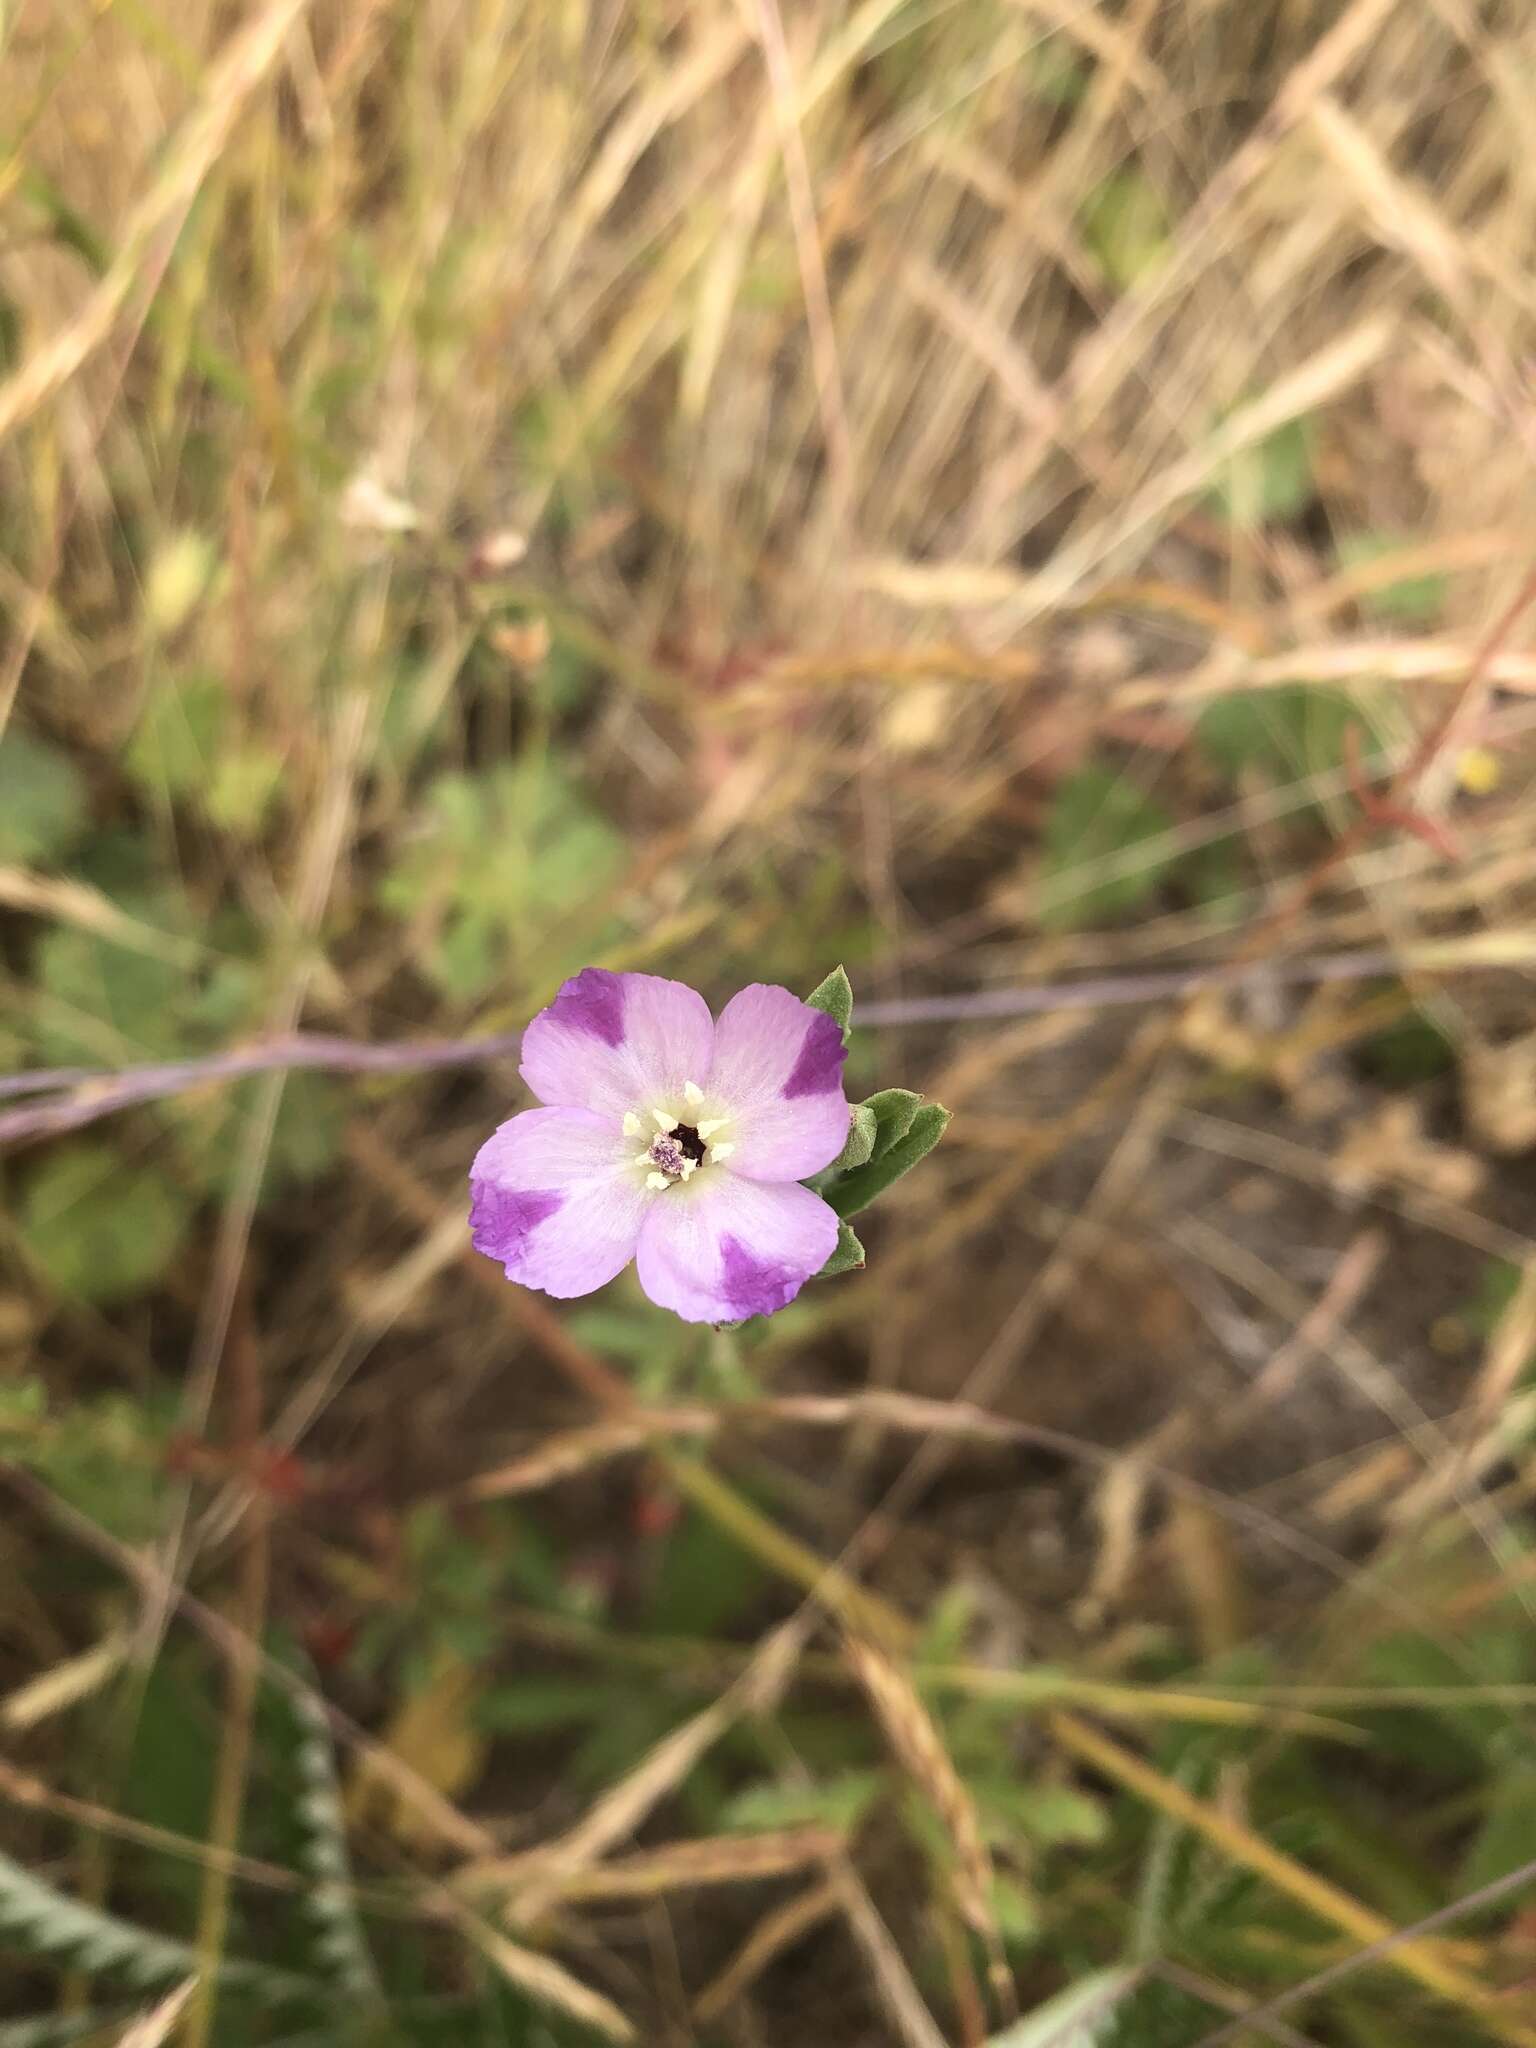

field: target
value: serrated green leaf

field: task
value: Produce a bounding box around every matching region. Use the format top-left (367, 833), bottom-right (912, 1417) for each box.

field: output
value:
top-left (829, 1103), bottom-right (950, 1218)
top-left (0, 1846), bottom-right (303, 2002)
top-left (279, 1672), bottom-right (381, 2000)
top-left (817, 1220), bottom-right (866, 1278)
top-left (833, 1103), bottom-right (877, 1171)
top-left (381, 762), bottom-right (622, 999)
top-left (19, 1146), bottom-right (191, 1304)
top-left (805, 965), bottom-right (853, 1038)
top-left (1038, 764), bottom-right (1176, 932)
top-left (860, 1087), bottom-right (922, 1159)
top-left (0, 730), bottom-right (88, 864)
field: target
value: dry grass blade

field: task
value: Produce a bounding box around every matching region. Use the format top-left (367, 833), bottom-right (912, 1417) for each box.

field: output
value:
top-left (693, 1878), bottom-right (841, 2024)
top-left (0, 0), bottom-right (313, 442)
top-left (846, 1637), bottom-right (997, 1951)
top-left (1, 1628), bottom-right (130, 1732)
top-left (471, 1929), bottom-right (635, 2044)
top-left (490, 1619), bottom-right (808, 1929)
top-left (545, 1825), bottom-right (843, 1905)
top-left (833, 1858), bottom-right (951, 2048)
top-left (459, 1413), bottom-right (712, 1498)
top-left (1048, 1713), bottom-right (1536, 2045)
top-left (112, 1980), bottom-right (198, 2048)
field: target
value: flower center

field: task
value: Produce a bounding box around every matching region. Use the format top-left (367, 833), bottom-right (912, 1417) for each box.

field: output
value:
top-left (647, 1123), bottom-right (706, 1180)
top-left (625, 1088), bottom-right (736, 1189)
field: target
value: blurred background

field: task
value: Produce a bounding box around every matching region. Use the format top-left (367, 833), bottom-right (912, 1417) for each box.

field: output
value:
top-left (6, 2), bottom-right (1536, 2042)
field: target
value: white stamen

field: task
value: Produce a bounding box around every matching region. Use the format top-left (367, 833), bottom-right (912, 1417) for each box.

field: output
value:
top-left (633, 1151), bottom-right (655, 1167)
top-left (645, 1171), bottom-right (669, 1191)
top-left (679, 1158), bottom-right (697, 1180)
top-left (622, 1111), bottom-right (641, 1137)
top-left (709, 1142), bottom-right (735, 1161)
top-left (683, 1080), bottom-right (704, 1106)
top-left (651, 1108), bottom-right (678, 1132)
top-left (695, 1118), bottom-right (727, 1139)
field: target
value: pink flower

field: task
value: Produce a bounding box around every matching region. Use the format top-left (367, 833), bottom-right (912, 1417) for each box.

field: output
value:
top-left (470, 969), bottom-right (850, 1323)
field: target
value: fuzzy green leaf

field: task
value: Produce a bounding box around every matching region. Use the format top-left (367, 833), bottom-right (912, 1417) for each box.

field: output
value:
top-left (1039, 765), bottom-right (1176, 932)
top-left (817, 1220), bottom-right (866, 1278)
top-left (828, 1103), bottom-right (949, 1218)
top-left (860, 1087), bottom-right (922, 1159)
top-left (19, 1146), bottom-right (190, 1305)
top-left (804, 965), bottom-right (853, 1039)
top-left (833, 1104), bottom-right (877, 1171)
top-left (0, 731), bottom-right (88, 865)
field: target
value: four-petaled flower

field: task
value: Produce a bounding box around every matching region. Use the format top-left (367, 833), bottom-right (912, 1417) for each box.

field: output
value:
top-left (470, 969), bottom-right (850, 1323)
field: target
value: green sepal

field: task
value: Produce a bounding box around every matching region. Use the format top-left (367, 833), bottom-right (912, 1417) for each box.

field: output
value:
top-left (834, 1103), bottom-right (878, 1171)
top-left (859, 1087), bottom-right (922, 1159)
top-left (805, 965), bottom-right (853, 1041)
top-left (828, 1103), bottom-right (950, 1218)
top-left (817, 1220), bottom-right (866, 1278)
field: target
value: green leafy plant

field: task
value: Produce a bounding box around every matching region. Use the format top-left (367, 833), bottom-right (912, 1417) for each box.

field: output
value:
top-left (1038, 764), bottom-right (1178, 930)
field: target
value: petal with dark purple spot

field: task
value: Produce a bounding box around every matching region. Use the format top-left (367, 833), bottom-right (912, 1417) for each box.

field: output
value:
top-left (634, 1171), bottom-right (838, 1323)
top-left (704, 984), bottom-right (850, 1181)
top-left (520, 971), bottom-right (715, 1118)
top-left (469, 1106), bottom-right (651, 1298)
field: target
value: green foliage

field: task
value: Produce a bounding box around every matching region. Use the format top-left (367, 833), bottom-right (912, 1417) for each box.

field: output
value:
top-left (986, 1967), bottom-right (1138, 2046)
top-left (1205, 416), bottom-right (1315, 525)
top-left (1038, 764), bottom-right (1177, 930)
top-left (279, 1678), bottom-right (383, 2000)
top-left (0, 1847), bottom-right (300, 2002)
top-left (828, 1103), bottom-right (949, 1218)
top-left (860, 1087), bottom-right (922, 1157)
top-left (817, 1219), bottom-right (866, 1277)
top-left (380, 761), bottom-right (622, 999)
top-left (1337, 530), bottom-right (1447, 625)
top-left (724, 1771), bottom-right (882, 1832)
top-left (0, 730), bottom-right (88, 864)
top-left (126, 671), bottom-right (227, 795)
top-left (1358, 1004), bottom-right (1457, 1083)
top-left (14, 1386), bottom-right (178, 1543)
top-left (833, 1102), bottom-right (877, 1170)
top-left (170, 1071), bottom-right (346, 1199)
top-left (33, 905), bottom-right (192, 1065)
top-left (1081, 169), bottom-right (1171, 289)
top-left (805, 963), bottom-right (854, 1038)
top-left (18, 1145), bottom-right (191, 1305)
top-left (1197, 683), bottom-right (1366, 800)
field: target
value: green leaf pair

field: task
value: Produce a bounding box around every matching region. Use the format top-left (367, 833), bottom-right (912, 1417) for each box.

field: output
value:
top-left (804, 969), bottom-right (951, 1280)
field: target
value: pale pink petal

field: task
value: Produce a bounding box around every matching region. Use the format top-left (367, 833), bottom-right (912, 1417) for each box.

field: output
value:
top-left (519, 969), bottom-right (716, 1119)
top-left (469, 1106), bottom-right (651, 1298)
top-left (634, 1171), bottom-right (839, 1323)
top-left (704, 984), bottom-right (849, 1181)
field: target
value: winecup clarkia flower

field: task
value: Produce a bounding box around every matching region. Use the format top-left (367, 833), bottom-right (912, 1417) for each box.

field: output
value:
top-left (470, 969), bottom-right (849, 1323)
